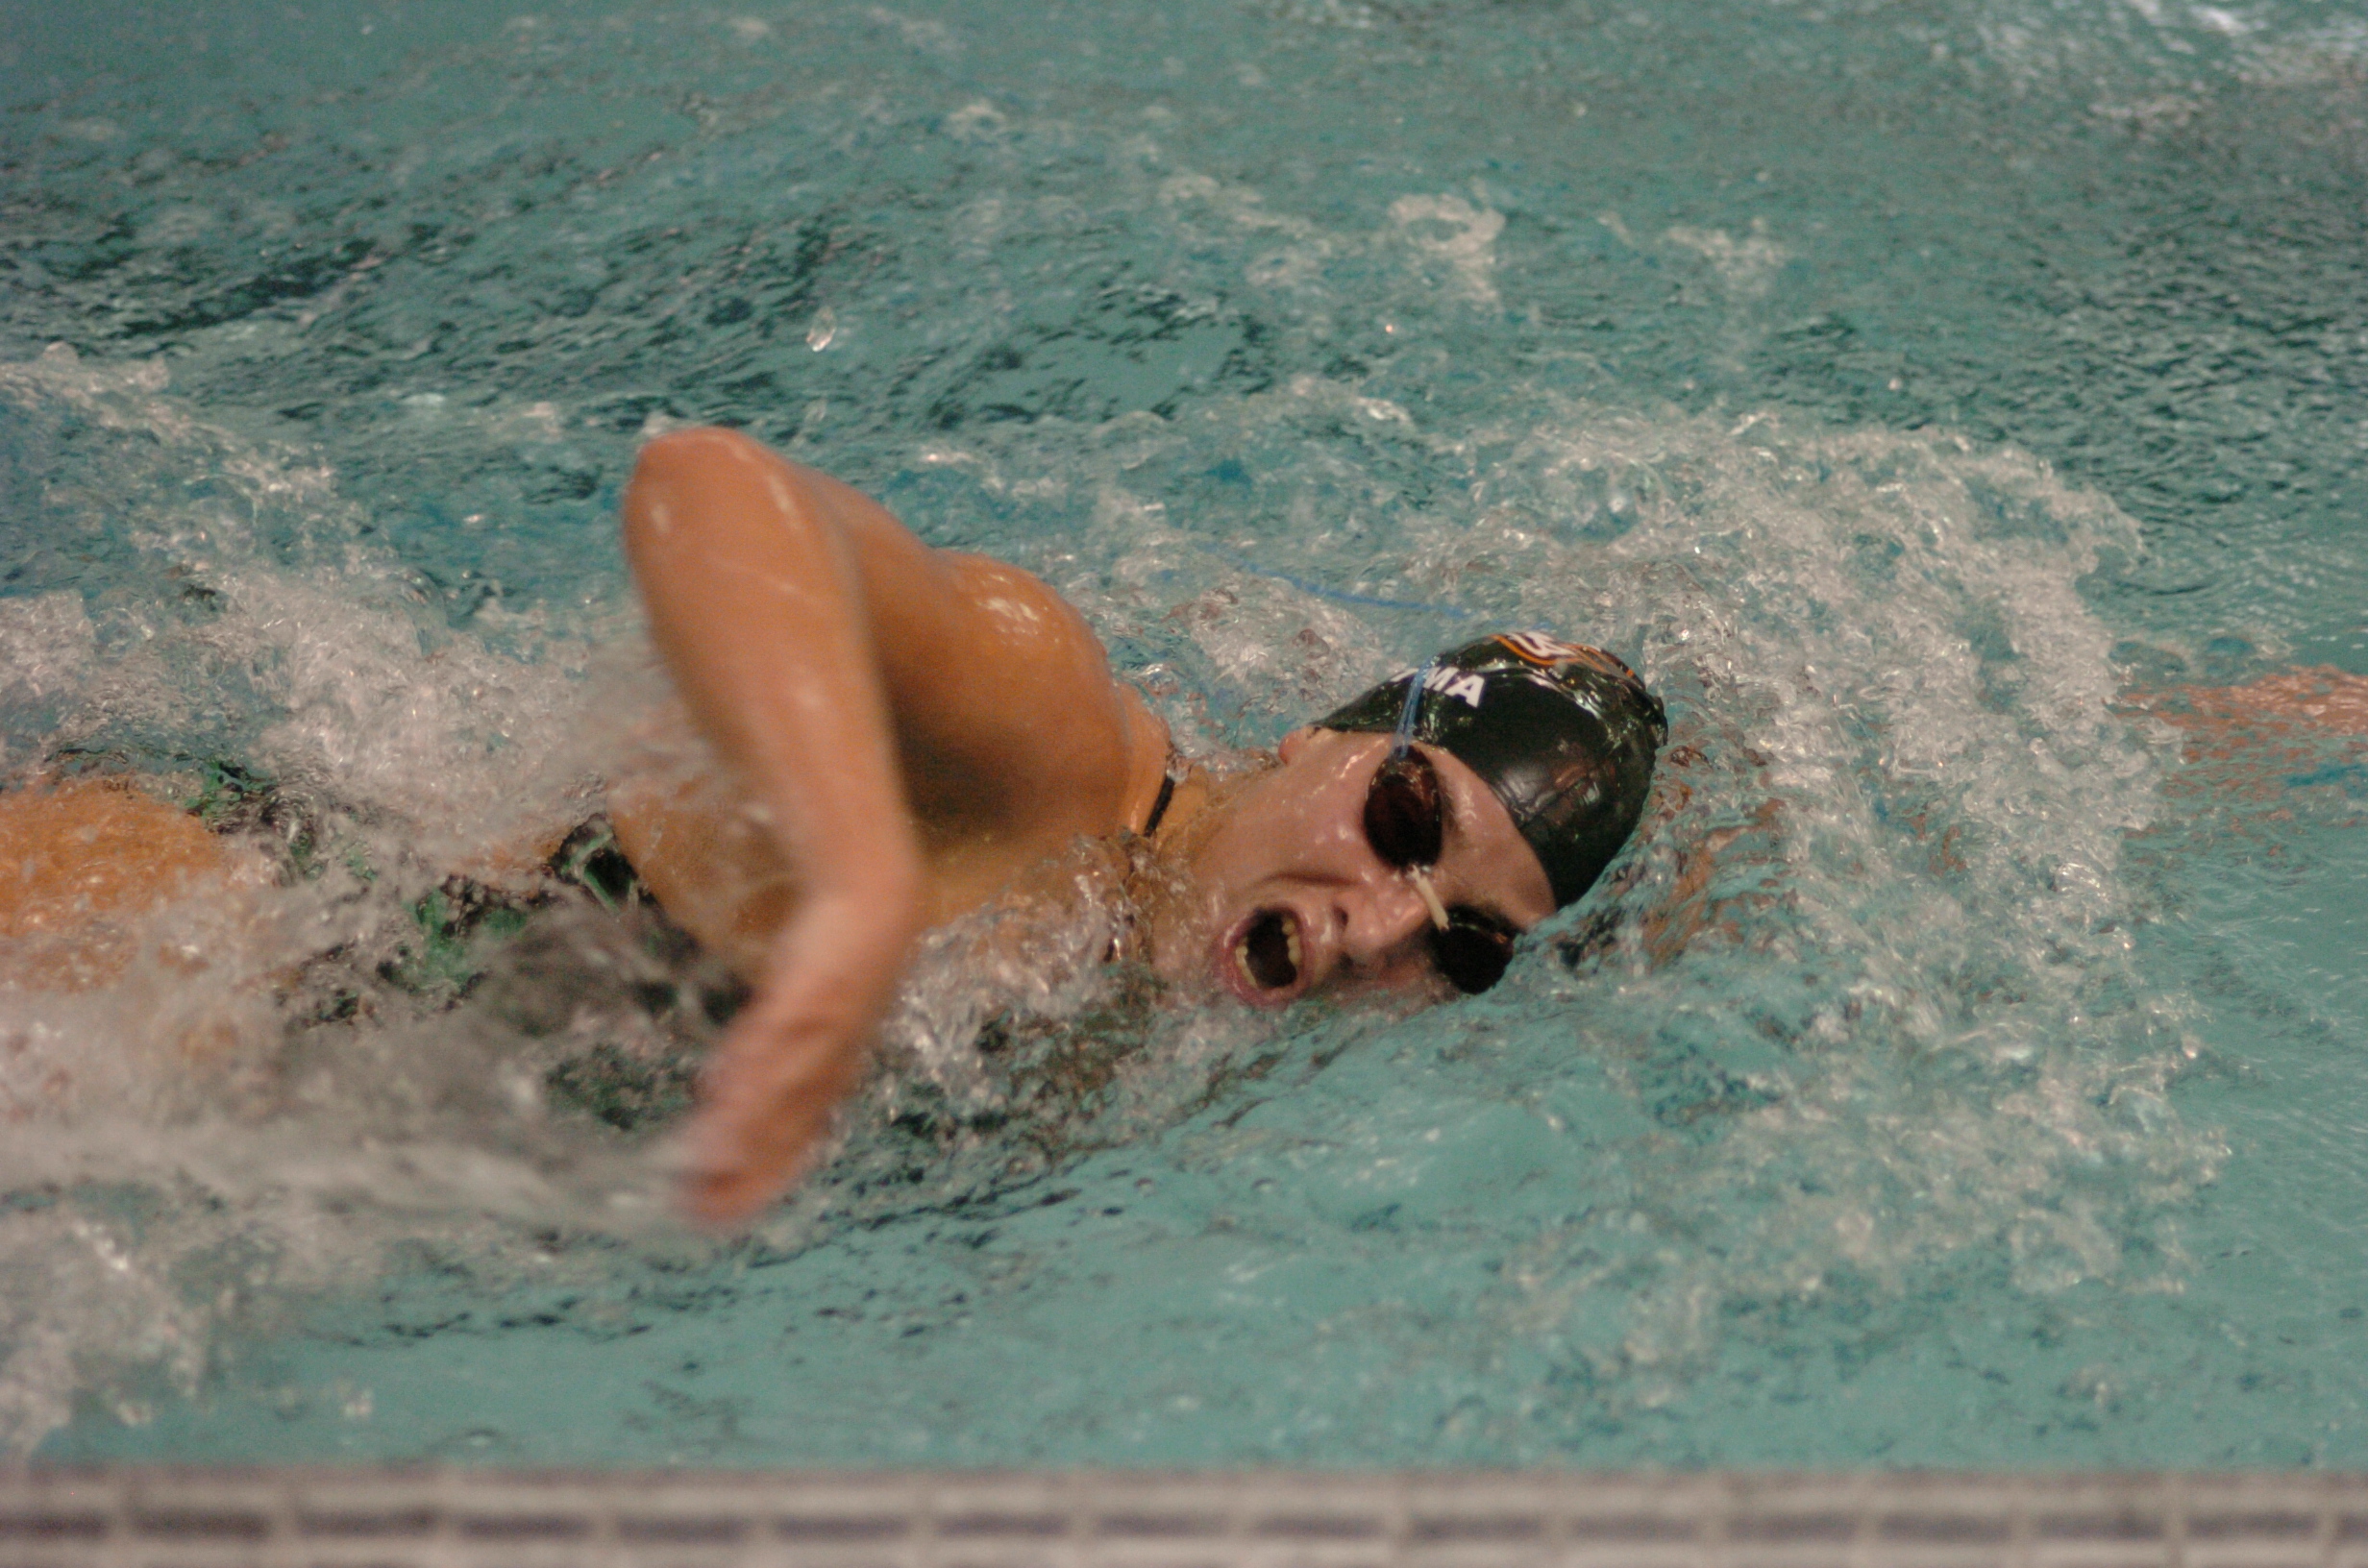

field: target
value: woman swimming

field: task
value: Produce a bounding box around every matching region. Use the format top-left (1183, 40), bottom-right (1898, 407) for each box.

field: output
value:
top-left (9, 424), bottom-right (2357, 1234)
top-left (0, 424), bottom-right (1662, 1222)
top-left (611, 427), bottom-right (1665, 1223)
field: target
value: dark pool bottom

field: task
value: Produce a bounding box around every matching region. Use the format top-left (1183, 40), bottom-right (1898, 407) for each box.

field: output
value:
top-left (4, 1468), bottom-right (2363, 1567)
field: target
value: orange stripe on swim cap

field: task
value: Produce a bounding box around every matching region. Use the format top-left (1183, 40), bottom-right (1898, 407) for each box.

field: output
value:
top-left (1492, 632), bottom-right (1637, 682)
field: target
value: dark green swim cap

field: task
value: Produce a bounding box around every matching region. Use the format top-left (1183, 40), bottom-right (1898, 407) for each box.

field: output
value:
top-left (1317, 632), bottom-right (1665, 909)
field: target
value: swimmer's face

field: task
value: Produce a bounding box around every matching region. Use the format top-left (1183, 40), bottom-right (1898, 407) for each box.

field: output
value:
top-left (1153, 727), bottom-right (1557, 1007)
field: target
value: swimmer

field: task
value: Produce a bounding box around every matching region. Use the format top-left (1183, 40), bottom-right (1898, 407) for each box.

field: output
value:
top-left (612, 427), bottom-right (1667, 1223)
top-left (0, 428), bottom-right (1661, 1219)
top-left (15, 420), bottom-right (2353, 1227)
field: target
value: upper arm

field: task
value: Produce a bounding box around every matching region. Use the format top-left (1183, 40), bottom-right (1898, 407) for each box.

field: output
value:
top-left (627, 429), bottom-right (1149, 842)
top-left (876, 552), bottom-right (1136, 805)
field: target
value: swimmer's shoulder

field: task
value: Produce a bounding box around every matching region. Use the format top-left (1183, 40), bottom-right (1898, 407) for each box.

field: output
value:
top-left (867, 547), bottom-right (1171, 847)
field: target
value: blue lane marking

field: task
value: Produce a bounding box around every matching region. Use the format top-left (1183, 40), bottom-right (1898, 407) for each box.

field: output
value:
top-left (1221, 554), bottom-right (1478, 618)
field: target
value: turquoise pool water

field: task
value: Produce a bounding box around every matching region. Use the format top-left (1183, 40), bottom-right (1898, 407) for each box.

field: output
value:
top-left (5, 0), bottom-right (2366, 1464)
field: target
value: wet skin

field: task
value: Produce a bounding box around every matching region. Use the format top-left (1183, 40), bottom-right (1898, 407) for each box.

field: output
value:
top-left (1149, 727), bottom-right (1555, 1007)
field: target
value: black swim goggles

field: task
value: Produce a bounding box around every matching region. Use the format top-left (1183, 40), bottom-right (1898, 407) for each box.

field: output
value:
top-left (1362, 676), bottom-right (1521, 994)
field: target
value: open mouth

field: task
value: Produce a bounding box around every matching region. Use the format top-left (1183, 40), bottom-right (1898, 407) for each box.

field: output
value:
top-left (1234, 907), bottom-right (1303, 996)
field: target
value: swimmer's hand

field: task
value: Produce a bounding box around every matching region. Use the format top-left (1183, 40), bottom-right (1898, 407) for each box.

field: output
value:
top-left (678, 877), bottom-right (923, 1227)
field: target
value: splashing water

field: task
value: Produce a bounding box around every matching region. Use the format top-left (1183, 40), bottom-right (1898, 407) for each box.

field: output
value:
top-left (0, 349), bottom-right (2220, 1460)
top-left (4, 0), bottom-right (2364, 1465)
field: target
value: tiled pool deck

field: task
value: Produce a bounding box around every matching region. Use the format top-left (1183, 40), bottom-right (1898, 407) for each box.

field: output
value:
top-left (2, 1469), bottom-right (2362, 1568)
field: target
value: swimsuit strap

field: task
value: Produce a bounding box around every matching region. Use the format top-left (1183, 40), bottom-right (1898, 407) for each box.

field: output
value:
top-left (1141, 768), bottom-right (1178, 837)
top-left (1109, 753), bottom-right (1183, 966)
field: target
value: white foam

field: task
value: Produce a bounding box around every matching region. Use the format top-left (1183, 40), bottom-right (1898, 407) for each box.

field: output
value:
top-left (0, 352), bottom-right (643, 1452)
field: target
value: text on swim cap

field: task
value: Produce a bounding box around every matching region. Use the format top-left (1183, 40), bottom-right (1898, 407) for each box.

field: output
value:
top-left (1415, 664), bottom-right (1489, 708)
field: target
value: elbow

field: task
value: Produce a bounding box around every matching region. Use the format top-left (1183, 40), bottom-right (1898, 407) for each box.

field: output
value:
top-left (634, 425), bottom-right (761, 480)
top-left (621, 426), bottom-right (764, 558)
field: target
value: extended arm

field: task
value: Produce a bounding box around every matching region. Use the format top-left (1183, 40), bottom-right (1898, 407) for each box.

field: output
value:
top-left (620, 428), bottom-right (1166, 1224)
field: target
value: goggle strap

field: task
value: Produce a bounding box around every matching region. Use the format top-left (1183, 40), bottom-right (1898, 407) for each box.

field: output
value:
top-left (1406, 864), bottom-right (1451, 930)
top-left (1389, 658), bottom-right (1434, 757)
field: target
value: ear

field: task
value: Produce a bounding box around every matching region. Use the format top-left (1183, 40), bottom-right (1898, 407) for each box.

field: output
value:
top-left (1277, 725), bottom-right (1319, 764)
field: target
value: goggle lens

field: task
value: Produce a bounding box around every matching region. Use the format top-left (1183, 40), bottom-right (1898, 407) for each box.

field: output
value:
top-left (1431, 913), bottom-right (1517, 995)
top-left (1363, 751), bottom-right (1445, 868)
top-left (1360, 747), bottom-right (1517, 995)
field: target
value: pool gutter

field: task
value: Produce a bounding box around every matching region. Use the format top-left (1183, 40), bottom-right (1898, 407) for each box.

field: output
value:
top-left (2, 1466), bottom-right (2358, 1566)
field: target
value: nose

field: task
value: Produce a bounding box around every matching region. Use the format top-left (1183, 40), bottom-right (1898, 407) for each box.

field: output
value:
top-left (1330, 867), bottom-right (1439, 982)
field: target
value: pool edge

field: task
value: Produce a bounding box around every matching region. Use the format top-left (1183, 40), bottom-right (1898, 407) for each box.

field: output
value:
top-left (1, 1465), bottom-right (2361, 1565)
